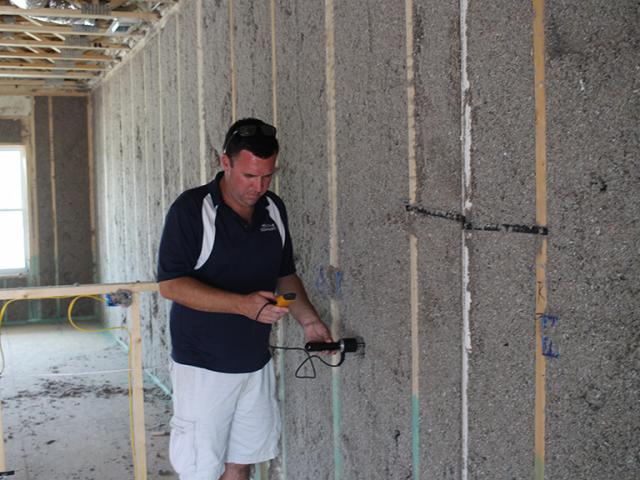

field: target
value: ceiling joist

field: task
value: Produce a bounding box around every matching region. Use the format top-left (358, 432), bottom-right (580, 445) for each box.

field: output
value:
top-left (0, 78), bottom-right (82, 85)
top-left (0, 50), bottom-right (112, 62)
top-left (0, 86), bottom-right (88, 96)
top-left (0, 23), bottom-right (143, 38)
top-left (0, 61), bottom-right (107, 72)
top-left (0, 5), bottom-right (158, 22)
top-left (0, 38), bottom-right (128, 51)
top-left (0, 69), bottom-right (97, 79)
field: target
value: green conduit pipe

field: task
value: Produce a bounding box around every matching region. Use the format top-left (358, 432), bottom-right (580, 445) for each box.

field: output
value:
top-left (412, 395), bottom-right (420, 479)
top-left (278, 349), bottom-right (288, 480)
top-left (332, 369), bottom-right (343, 480)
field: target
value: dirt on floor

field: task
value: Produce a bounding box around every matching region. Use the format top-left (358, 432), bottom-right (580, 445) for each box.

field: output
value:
top-left (0, 322), bottom-right (177, 480)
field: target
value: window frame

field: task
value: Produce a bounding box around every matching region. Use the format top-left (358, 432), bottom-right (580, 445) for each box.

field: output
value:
top-left (0, 144), bottom-right (30, 277)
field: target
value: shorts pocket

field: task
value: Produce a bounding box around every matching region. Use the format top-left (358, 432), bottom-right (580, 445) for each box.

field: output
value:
top-left (170, 416), bottom-right (197, 474)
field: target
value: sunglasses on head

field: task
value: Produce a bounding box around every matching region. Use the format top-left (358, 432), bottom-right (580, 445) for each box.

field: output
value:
top-left (223, 124), bottom-right (277, 153)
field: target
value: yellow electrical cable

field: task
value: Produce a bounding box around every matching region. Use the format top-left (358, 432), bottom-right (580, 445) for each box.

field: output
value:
top-left (0, 295), bottom-right (140, 480)
top-left (0, 298), bottom-right (18, 377)
top-left (0, 295), bottom-right (83, 375)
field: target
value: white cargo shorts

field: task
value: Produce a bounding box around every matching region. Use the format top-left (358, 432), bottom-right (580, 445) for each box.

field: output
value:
top-left (169, 359), bottom-right (281, 480)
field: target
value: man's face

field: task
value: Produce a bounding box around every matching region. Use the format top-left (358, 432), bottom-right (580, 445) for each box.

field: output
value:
top-left (221, 149), bottom-right (277, 209)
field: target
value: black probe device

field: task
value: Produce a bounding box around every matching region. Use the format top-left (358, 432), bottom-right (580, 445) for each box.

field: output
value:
top-left (305, 338), bottom-right (363, 354)
top-left (272, 337), bottom-right (365, 379)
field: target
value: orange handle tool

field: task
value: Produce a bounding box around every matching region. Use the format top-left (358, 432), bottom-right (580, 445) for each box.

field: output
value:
top-left (275, 292), bottom-right (296, 307)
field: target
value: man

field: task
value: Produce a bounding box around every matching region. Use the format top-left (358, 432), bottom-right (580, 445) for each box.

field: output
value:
top-left (157, 118), bottom-right (333, 480)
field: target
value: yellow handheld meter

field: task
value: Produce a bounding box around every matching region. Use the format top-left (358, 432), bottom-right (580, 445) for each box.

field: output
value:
top-left (275, 292), bottom-right (296, 307)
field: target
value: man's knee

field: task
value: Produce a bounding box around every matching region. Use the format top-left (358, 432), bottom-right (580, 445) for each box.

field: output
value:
top-left (220, 463), bottom-right (250, 480)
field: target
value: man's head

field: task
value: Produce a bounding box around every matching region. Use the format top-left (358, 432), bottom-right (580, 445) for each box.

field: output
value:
top-left (222, 118), bottom-right (279, 162)
top-left (220, 118), bottom-right (279, 210)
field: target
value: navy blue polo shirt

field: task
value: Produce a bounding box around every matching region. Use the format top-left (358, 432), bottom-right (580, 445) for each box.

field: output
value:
top-left (157, 171), bottom-right (296, 373)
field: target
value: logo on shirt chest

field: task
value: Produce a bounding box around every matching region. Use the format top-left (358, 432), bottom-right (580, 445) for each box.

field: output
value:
top-left (260, 223), bottom-right (277, 233)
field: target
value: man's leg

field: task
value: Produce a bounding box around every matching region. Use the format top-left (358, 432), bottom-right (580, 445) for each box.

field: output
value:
top-left (226, 361), bottom-right (280, 469)
top-left (219, 463), bottom-right (250, 480)
top-left (170, 361), bottom-right (247, 479)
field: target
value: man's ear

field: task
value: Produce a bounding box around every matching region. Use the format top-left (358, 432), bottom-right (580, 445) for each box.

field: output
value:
top-left (221, 153), bottom-right (231, 171)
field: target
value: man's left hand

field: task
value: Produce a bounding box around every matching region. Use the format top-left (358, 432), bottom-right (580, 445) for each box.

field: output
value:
top-left (303, 320), bottom-right (333, 344)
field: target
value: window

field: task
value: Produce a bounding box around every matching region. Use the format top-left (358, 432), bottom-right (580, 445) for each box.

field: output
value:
top-left (0, 146), bottom-right (29, 275)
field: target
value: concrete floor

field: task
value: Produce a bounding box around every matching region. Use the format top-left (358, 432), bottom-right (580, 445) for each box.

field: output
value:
top-left (0, 321), bottom-right (177, 480)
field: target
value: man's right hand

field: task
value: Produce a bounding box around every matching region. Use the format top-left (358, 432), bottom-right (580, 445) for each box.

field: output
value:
top-left (242, 291), bottom-right (290, 324)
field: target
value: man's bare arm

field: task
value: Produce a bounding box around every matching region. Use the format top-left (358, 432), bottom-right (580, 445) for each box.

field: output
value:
top-left (276, 273), bottom-right (333, 342)
top-left (159, 276), bottom-right (288, 324)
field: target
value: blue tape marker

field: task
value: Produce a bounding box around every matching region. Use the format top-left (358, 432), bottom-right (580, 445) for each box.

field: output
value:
top-left (540, 314), bottom-right (558, 329)
top-left (334, 270), bottom-right (343, 298)
top-left (315, 266), bottom-right (328, 295)
top-left (542, 336), bottom-right (560, 358)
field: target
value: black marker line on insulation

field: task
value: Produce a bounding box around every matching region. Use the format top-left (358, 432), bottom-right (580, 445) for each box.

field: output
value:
top-left (406, 204), bottom-right (465, 222)
top-left (406, 204), bottom-right (548, 236)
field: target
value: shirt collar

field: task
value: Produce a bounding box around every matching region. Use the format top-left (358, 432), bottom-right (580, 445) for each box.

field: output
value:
top-left (208, 171), bottom-right (224, 206)
top-left (208, 171), bottom-right (269, 227)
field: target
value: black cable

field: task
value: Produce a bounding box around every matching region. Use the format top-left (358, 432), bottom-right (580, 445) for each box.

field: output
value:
top-left (254, 302), bottom-right (271, 322)
top-left (270, 345), bottom-right (345, 379)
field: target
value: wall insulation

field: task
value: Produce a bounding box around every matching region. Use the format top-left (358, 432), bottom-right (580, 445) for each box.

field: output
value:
top-left (0, 96), bottom-right (93, 323)
top-left (91, 1), bottom-right (639, 479)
